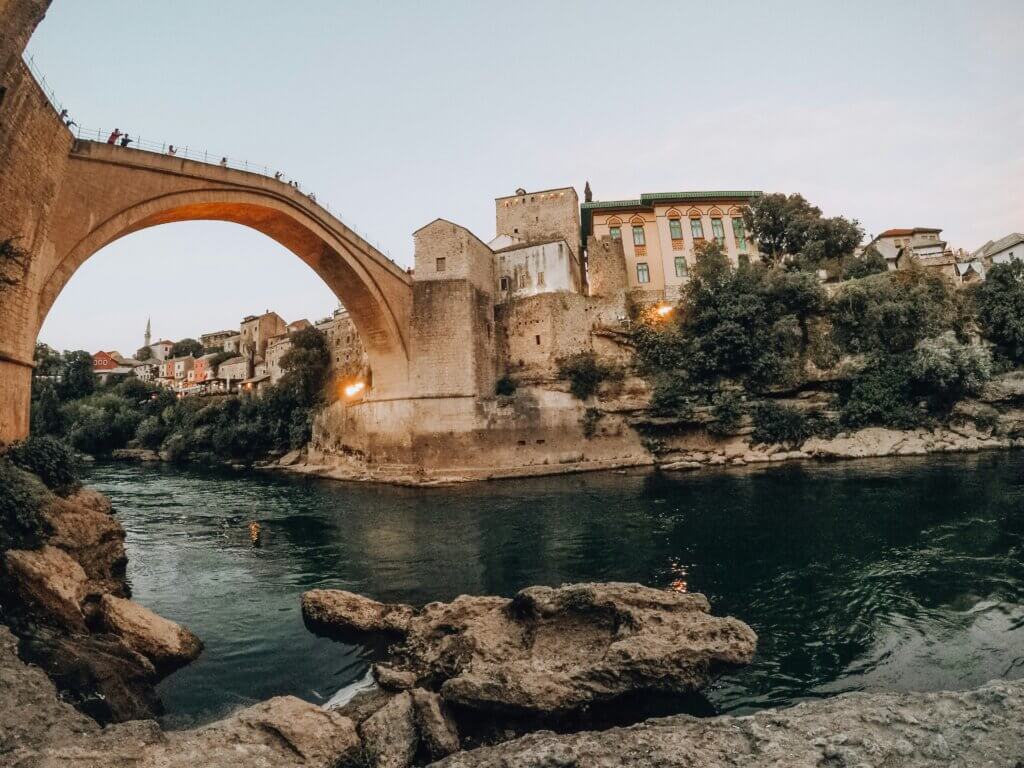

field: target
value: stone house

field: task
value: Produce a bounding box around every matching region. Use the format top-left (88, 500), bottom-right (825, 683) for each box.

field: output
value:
top-left (315, 308), bottom-right (367, 378)
top-left (133, 360), bottom-right (159, 382)
top-left (223, 334), bottom-right (241, 354)
top-left (974, 233), bottom-right (1024, 267)
top-left (868, 227), bottom-right (946, 270)
top-left (581, 191), bottom-right (762, 302)
top-left (239, 311), bottom-right (286, 359)
top-left (489, 240), bottom-right (580, 303)
top-left (265, 334), bottom-right (291, 384)
top-left (199, 330), bottom-right (235, 350)
top-left (191, 353), bottom-right (219, 384)
top-left (218, 356), bottom-right (250, 391)
top-left (148, 339), bottom-right (174, 361)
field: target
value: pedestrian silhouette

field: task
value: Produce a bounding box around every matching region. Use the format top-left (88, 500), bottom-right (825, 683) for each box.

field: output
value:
top-left (220, 157), bottom-right (228, 167)
top-left (106, 128), bottom-right (122, 144)
top-left (167, 145), bottom-right (177, 156)
top-left (119, 134), bottom-right (133, 147)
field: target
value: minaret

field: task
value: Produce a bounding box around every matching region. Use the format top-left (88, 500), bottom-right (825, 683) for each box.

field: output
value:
top-left (144, 317), bottom-right (151, 348)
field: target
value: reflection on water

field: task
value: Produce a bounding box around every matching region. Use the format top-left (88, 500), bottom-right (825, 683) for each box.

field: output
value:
top-left (81, 452), bottom-right (1024, 728)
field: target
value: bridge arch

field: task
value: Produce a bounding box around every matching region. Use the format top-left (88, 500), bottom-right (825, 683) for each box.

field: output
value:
top-left (37, 141), bottom-right (413, 398)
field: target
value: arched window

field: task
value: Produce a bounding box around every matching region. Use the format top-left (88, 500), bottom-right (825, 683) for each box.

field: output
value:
top-left (689, 209), bottom-right (705, 241)
top-left (606, 216), bottom-right (622, 241)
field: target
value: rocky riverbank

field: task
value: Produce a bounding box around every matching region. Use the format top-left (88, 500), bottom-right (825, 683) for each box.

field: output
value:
top-left (0, 481), bottom-right (202, 723)
top-left (302, 582), bottom-right (757, 760)
top-left (4, 612), bottom-right (1023, 767)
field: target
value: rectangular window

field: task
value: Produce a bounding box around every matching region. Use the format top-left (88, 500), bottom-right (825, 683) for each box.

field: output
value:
top-left (609, 226), bottom-right (621, 240)
top-left (435, 257), bottom-right (446, 271)
top-left (668, 218), bottom-right (683, 240)
top-left (637, 262), bottom-right (650, 283)
top-left (499, 276), bottom-right (510, 291)
top-left (537, 271), bottom-right (545, 286)
top-left (674, 256), bottom-right (688, 278)
top-left (711, 218), bottom-right (725, 246)
top-left (690, 218), bottom-right (704, 240)
top-left (732, 217), bottom-right (747, 250)
top-left (632, 225), bottom-right (646, 246)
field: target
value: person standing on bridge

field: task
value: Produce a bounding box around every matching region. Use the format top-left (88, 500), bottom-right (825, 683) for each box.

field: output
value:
top-left (119, 133), bottom-right (134, 148)
top-left (106, 128), bottom-right (122, 144)
top-left (274, 171), bottom-right (282, 180)
top-left (220, 157), bottom-right (228, 167)
top-left (167, 144), bottom-right (177, 156)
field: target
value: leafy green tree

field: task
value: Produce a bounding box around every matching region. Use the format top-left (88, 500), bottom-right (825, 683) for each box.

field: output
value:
top-left (743, 192), bottom-right (862, 268)
top-left (170, 338), bottom-right (203, 358)
top-left (557, 352), bottom-right (623, 400)
top-left (135, 345), bottom-right (153, 361)
top-left (33, 343), bottom-right (62, 379)
top-left (830, 266), bottom-right (959, 354)
top-left (58, 350), bottom-right (95, 400)
top-left (975, 260), bottom-right (1024, 362)
top-left (30, 382), bottom-right (63, 435)
top-left (279, 327), bottom-right (331, 406)
top-left (909, 332), bottom-right (992, 410)
top-left (5, 436), bottom-right (79, 496)
top-left (841, 245), bottom-right (889, 280)
top-left (0, 460), bottom-right (46, 551)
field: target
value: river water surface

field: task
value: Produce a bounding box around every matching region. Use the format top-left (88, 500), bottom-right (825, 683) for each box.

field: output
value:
top-left (81, 454), bottom-right (1024, 728)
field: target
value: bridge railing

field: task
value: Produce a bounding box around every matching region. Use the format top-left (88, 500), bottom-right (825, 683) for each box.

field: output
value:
top-left (23, 54), bottom-right (406, 270)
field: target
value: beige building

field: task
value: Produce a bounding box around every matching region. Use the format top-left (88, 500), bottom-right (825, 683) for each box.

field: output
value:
top-left (494, 186), bottom-right (581, 261)
top-left (868, 227), bottom-right (946, 270)
top-left (239, 311), bottom-right (286, 360)
top-left (223, 334), bottom-right (241, 354)
top-left (199, 329), bottom-right (235, 350)
top-left (218, 356), bottom-right (250, 391)
top-left (582, 191), bottom-right (761, 300)
top-left (315, 307), bottom-right (367, 378)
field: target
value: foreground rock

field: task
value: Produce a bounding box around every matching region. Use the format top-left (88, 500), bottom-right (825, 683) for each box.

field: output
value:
top-left (40, 491), bottom-right (127, 596)
top-left (302, 588), bottom-right (414, 635)
top-left (4, 545), bottom-right (90, 631)
top-left (1, 484), bottom-right (202, 723)
top-left (435, 679), bottom-right (1024, 767)
top-left (306, 582), bottom-right (756, 719)
top-left (99, 594), bottom-right (203, 672)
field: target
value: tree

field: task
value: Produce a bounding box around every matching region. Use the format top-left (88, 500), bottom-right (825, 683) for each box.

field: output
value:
top-left (33, 343), bottom-right (62, 380)
top-left (135, 345), bottom-right (153, 361)
top-left (841, 245), bottom-right (889, 280)
top-left (170, 338), bottom-right (203, 358)
top-left (279, 327), bottom-right (331, 406)
top-left (830, 265), bottom-right (959, 355)
top-left (743, 192), bottom-right (862, 269)
top-left (58, 350), bottom-right (95, 400)
top-left (975, 260), bottom-right (1024, 362)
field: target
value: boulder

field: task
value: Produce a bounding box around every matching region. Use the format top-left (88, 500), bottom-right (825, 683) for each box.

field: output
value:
top-left (278, 449), bottom-right (303, 467)
top-left (40, 494), bottom-right (128, 595)
top-left (358, 690), bottom-right (418, 768)
top-left (432, 679), bottom-right (1024, 768)
top-left (99, 594), bottom-right (202, 672)
top-left (66, 487), bottom-right (113, 515)
top-left (378, 583), bottom-right (755, 718)
top-left (412, 688), bottom-right (461, 760)
top-left (4, 545), bottom-right (90, 631)
top-left (16, 625), bottom-right (162, 724)
top-left (374, 663), bottom-right (417, 690)
top-left (302, 589), bottom-right (414, 635)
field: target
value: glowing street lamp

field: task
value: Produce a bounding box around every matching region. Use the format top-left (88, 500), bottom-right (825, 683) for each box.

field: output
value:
top-left (343, 380), bottom-right (366, 399)
top-left (655, 304), bottom-right (674, 317)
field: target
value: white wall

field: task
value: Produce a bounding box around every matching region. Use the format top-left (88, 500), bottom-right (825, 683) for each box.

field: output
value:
top-left (494, 240), bottom-right (579, 303)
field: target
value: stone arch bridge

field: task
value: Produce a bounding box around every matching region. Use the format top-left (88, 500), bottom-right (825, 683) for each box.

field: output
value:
top-left (0, 137), bottom-right (413, 441)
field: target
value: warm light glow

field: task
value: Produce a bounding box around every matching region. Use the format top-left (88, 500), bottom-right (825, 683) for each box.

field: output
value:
top-left (656, 304), bottom-right (674, 317)
top-left (344, 380), bottom-right (366, 399)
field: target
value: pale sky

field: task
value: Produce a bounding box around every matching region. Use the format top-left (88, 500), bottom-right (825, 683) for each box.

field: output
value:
top-left (27, 0), bottom-right (1024, 355)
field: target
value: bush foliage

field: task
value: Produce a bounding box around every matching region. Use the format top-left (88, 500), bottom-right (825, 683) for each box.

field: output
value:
top-left (557, 352), bottom-right (623, 400)
top-left (0, 459), bottom-right (47, 551)
top-left (5, 436), bottom-right (79, 496)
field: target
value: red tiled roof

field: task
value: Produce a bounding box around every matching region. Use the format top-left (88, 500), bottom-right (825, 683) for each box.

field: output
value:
top-left (878, 227), bottom-right (941, 237)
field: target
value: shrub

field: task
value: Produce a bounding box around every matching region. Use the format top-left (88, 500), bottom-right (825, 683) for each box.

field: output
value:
top-left (707, 392), bottom-right (743, 436)
top-left (909, 333), bottom-right (991, 409)
top-left (750, 401), bottom-right (813, 448)
top-left (0, 460), bottom-right (47, 551)
top-left (557, 352), bottom-right (622, 400)
top-left (976, 260), bottom-right (1024, 361)
top-left (830, 267), bottom-right (959, 355)
top-left (495, 375), bottom-right (517, 396)
top-left (839, 353), bottom-right (923, 429)
top-left (841, 246), bottom-right (889, 280)
top-left (5, 436), bottom-right (79, 496)
top-left (135, 416), bottom-right (167, 450)
top-left (647, 374), bottom-right (696, 420)
top-left (161, 433), bottom-right (189, 463)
